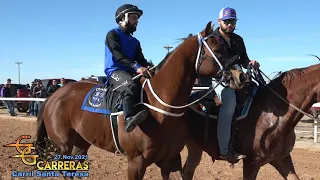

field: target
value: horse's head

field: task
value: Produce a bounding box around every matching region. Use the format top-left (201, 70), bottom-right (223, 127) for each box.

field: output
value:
top-left (226, 66), bottom-right (250, 90)
top-left (195, 21), bottom-right (248, 90)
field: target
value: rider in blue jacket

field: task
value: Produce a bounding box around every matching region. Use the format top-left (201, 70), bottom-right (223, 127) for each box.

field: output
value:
top-left (104, 4), bottom-right (152, 132)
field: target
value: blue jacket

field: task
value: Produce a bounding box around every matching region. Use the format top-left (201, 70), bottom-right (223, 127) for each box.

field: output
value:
top-left (0, 87), bottom-right (11, 97)
top-left (104, 27), bottom-right (150, 83)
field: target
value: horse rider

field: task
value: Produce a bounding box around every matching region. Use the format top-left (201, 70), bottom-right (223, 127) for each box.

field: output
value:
top-left (213, 7), bottom-right (260, 162)
top-left (104, 4), bottom-right (152, 132)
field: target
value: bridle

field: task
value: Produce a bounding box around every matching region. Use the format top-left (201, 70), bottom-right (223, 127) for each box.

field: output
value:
top-left (195, 33), bottom-right (224, 75)
top-left (195, 33), bottom-right (236, 87)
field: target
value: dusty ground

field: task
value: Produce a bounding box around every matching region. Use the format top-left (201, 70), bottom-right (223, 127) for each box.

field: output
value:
top-left (0, 109), bottom-right (320, 180)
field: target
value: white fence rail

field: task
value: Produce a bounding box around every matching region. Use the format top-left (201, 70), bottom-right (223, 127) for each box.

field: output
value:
top-left (0, 92), bottom-right (319, 143)
top-left (311, 103), bottom-right (320, 143)
top-left (0, 97), bottom-right (46, 102)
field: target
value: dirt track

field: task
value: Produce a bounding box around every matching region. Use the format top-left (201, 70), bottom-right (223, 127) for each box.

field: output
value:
top-left (0, 113), bottom-right (320, 180)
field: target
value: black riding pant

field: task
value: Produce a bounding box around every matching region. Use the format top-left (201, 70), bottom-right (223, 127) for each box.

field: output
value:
top-left (108, 70), bottom-right (139, 118)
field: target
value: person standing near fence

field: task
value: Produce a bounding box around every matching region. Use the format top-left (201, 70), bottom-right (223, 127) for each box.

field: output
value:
top-left (47, 80), bottom-right (60, 96)
top-left (32, 80), bottom-right (46, 117)
top-left (28, 80), bottom-right (36, 116)
top-left (0, 81), bottom-right (17, 116)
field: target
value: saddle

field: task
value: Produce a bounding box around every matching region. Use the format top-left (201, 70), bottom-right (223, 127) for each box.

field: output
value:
top-left (189, 81), bottom-right (258, 120)
top-left (81, 84), bottom-right (123, 114)
top-left (192, 90), bottom-right (222, 111)
top-left (192, 77), bottom-right (222, 110)
top-left (81, 84), bottom-right (127, 154)
top-left (191, 64), bottom-right (265, 121)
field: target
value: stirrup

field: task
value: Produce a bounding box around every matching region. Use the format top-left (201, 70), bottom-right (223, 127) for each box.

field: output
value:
top-left (219, 152), bottom-right (246, 163)
top-left (124, 110), bottom-right (148, 132)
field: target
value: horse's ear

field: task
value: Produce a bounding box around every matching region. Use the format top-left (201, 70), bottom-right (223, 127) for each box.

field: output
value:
top-left (204, 21), bottom-right (214, 36)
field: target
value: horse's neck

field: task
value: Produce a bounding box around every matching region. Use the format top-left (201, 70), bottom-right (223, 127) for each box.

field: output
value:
top-left (265, 66), bottom-right (320, 129)
top-left (147, 39), bottom-right (198, 112)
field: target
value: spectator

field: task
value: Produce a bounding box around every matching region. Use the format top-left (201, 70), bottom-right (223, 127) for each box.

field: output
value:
top-left (6, 78), bottom-right (15, 96)
top-left (60, 78), bottom-right (67, 87)
top-left (0, 81), bottom-right (17, 116)
top-left (47, 80), bottom-right (60, 97)
top-left (32, 80), bottom-right (46, 117)
top-left (28, 80), bottom-right (36, 116)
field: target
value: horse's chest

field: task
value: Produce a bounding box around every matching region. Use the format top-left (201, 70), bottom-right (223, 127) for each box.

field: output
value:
top-left (149, 126), bottom-right (188, 160)
top-left (161, 128), bottom-right (187, 149)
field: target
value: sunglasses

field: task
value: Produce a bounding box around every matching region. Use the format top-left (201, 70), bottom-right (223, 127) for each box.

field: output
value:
top-left (223, 19), bottom-right (237, 25)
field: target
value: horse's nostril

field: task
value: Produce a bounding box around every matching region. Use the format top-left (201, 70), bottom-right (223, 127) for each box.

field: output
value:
top-left (240, 73), bottom-right (246, 83)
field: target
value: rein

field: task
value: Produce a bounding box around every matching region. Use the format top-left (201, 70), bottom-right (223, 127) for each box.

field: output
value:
top-left (255, 69), bottom-right (318, 120)
top-left (137, 77), bottom-right (224, 117)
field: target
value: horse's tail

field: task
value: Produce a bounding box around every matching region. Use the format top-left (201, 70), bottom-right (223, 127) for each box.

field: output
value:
top-left (36, 98), bottom-right (49, 143)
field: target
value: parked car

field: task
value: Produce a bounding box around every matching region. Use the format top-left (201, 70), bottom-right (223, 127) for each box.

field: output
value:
top-left (16, 87), bottom-right (30, 112)
top-left (10, 84), bottom-right (28, 96)
top-left (11, 84), bottom-right (30, 112)
top-left (0, 83), bottom-right (30, 112)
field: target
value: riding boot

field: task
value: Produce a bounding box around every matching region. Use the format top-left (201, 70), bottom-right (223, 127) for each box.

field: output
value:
top-left (122, 97), bottom-right (148, 133)
top-left (220, 151), bottom-right (247, 163)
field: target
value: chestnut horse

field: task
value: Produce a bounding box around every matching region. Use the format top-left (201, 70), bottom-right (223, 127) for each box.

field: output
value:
top-left (36, 22), bottom-right (247, 180)
top-left (182, 57), bottom-right (320, 180)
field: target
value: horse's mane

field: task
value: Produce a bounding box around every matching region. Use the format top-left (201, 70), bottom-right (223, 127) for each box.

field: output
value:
top-left (268, 54), bottom-right (320, 86)
top-left (155, 34), bottom-right (194, 72)
top-left (155, 51), bottom-right (174, 72)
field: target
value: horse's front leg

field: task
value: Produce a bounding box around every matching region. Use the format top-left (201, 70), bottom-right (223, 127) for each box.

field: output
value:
top-left (127, 155), bottom-right (147, 180)
top-left (158, 155), bottom-right (183, 180)
top-left (243, 158), bottom-right (261, 180)
top-left (269, 154), bottom-right (300, 180)
top-left (182, 141), bottom-right (203, 180)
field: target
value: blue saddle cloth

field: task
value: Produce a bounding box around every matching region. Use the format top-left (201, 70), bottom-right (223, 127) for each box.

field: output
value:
top-left (81, 84), bottom-right (125, 154)
top-left (81, 84), bottom-right (122, 115)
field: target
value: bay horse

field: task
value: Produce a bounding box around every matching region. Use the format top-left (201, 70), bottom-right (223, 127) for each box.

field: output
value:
top-left (182, 56), bottom-right (320, 180)
top-left (36, 21), bottom-right (247, 180)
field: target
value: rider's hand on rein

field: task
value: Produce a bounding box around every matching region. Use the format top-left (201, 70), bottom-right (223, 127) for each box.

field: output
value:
top-left (137, 66), bottom-right (154, 79)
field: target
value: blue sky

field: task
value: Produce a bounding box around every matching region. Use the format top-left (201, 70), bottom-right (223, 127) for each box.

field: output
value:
top-left (1, 0), bottom-right (319, 89)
